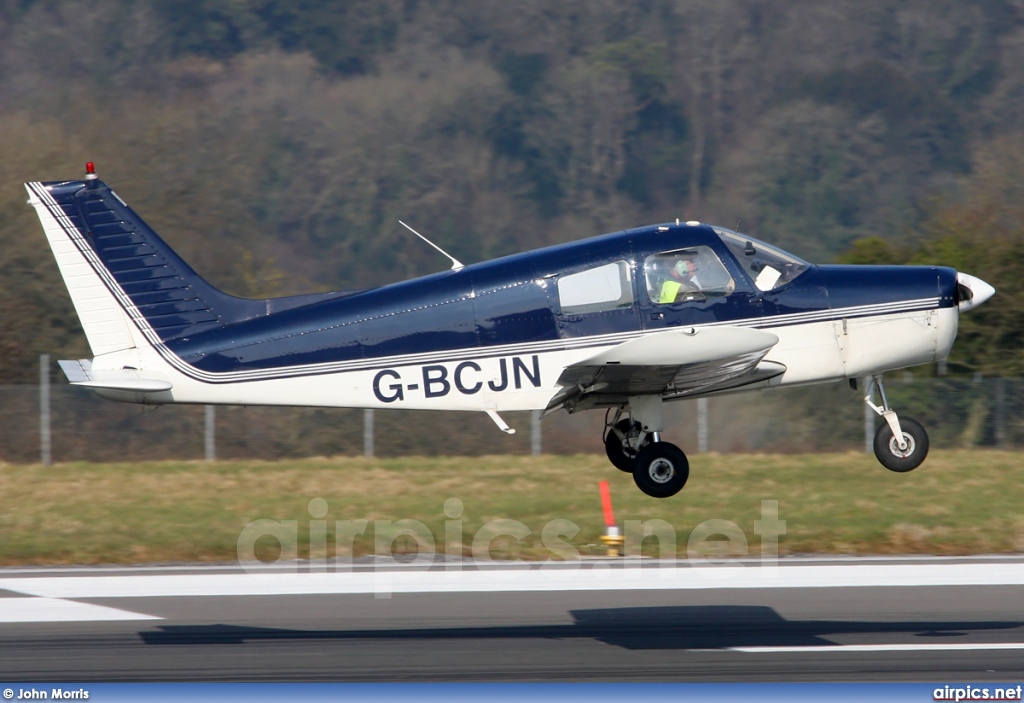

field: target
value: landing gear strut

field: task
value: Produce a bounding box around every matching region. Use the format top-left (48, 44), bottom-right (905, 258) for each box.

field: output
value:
top-left (863, 375), bottom-right (929, 472)
top-left (603, 416), bottom-right (650, 473)
top-left (603, 405), bottom-right (689, 498)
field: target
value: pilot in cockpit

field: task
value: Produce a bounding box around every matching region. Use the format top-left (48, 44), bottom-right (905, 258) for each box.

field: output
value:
top-left (659, 253), bottom-right (702, 303)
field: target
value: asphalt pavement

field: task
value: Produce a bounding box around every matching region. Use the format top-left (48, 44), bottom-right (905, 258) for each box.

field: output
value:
top-left (1, 557), bottom-right (1023, 682)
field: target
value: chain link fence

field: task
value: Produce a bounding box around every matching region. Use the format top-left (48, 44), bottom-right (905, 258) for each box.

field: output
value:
top-left (1, 370), bottom-right (1021, 464)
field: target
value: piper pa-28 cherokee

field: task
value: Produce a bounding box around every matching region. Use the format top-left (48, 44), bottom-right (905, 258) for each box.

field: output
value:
top-left (27, 163), bottom-right (995, 498)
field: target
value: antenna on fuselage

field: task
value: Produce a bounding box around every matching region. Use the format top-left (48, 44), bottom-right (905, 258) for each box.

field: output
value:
top-left (399, 220), bottom-right (465, 271)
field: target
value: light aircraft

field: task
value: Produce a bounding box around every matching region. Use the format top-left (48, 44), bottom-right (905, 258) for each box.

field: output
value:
top-left (26, 164), bottom-right (995, 497)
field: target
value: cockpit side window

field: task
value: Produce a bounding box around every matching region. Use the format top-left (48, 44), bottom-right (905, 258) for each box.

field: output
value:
top-left (557, 260), bottom-right (634, 314)
top-left (714, 228), bottom-right (810, 291)
top-left (644, 246), bottom-right (735, 304)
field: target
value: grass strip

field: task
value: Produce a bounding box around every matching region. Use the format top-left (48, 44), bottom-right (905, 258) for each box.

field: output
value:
top-left (1, 450), bottom-right (1022, 565)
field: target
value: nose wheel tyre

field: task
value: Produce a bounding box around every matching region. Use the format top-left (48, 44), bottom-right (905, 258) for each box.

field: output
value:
top-left (873, 417), bottom-right (929, 473)
top-left (605, 420), bottom-right (651, 473)
top-left (633, 442), bottom-right (689, 498)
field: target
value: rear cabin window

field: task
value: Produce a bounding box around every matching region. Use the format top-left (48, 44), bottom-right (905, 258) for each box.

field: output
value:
top-left (644, 246), bottom-right (735, 304)
top-left (557, 260), bottom-right (634, 314)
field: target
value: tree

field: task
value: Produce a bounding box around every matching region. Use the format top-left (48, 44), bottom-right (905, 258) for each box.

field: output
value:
top-left (839, 134), bottom-right (1024, 376)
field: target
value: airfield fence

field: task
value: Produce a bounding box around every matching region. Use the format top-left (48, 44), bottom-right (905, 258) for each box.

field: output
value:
top-left (0, 370), bottom-right (1021, 464)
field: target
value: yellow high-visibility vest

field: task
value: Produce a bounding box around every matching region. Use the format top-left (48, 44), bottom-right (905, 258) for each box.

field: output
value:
top-left (659, 280), bottom-right (682, 304)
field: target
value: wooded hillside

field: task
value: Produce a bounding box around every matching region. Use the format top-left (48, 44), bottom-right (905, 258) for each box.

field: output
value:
top-left (2, 0), bottom-right (1022, 380)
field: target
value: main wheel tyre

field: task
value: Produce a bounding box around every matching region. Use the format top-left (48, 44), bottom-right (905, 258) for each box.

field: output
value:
top-left (873, 417), bottom-right (929, 473)
top-left (632, 442), bottom-right (689, 498)
top-left (604, 420), bottom-right (651, 473)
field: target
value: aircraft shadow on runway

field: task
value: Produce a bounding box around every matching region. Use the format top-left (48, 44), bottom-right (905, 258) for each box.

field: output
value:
top-left (137, 605), bottom-right (1023, 649)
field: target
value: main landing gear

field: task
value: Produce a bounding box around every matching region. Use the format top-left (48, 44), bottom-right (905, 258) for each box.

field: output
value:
top-left (603, 404), bottom-right (689, 498)
top-left (863, 375), bottom-right (929, 473)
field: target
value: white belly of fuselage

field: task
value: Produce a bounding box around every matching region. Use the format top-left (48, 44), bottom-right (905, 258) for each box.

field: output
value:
top-left (92, 306), bottom-right (958, 411)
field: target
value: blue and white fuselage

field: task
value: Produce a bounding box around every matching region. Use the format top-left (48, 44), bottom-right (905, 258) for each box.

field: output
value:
top-left (26, 168), bottom-right (995, 496)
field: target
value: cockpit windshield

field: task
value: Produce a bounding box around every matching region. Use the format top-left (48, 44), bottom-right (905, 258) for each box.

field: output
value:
top-left (713, 228), bottom-right (810, 291)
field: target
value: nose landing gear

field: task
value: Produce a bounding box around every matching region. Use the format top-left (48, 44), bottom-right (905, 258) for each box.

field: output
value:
top-left (864, 375), bottom-right (930, 472)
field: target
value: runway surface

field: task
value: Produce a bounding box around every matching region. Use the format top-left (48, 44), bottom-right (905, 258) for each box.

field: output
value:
top-left (2, 556), bottom-right (1024, 682)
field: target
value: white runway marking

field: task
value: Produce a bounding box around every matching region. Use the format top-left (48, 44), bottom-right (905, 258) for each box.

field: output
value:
top-left (0, 597), bottom-right (161, 623)
top-left (729, 643), bottom-right (1024, 653)
top-left (0, 561), bottom-right (1022, 599)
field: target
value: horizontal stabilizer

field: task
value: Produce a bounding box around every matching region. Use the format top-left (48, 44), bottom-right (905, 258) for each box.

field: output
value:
top-left (58, 359), bottom-right (172, 393)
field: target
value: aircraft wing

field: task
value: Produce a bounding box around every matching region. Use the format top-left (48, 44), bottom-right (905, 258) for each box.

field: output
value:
top-left (551, 326), bottom-right (784, 412)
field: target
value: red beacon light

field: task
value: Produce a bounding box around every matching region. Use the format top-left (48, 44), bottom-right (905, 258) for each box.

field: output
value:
top-left (84, 161), bottom-right (99, 188)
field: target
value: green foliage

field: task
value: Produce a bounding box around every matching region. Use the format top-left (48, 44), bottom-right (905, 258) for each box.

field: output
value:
top-left (801, 60), bottom-right (968, 172)
top-left (834, 236), bottom-right (911, 265)
top-left (720, 102), bottom-right (910, 259)
top-left (592, 39), bottom-right (691, 207)
top-left (837, 135), bottom-right (1024, 376)
top-left (592, 38), bottom-right (671, 110)
top-left (152, 0), bottom-right (255, 60)
top-left (494, 52), bottom-right (550, 97)
top-left (253, 0), bottom-right (404, 74)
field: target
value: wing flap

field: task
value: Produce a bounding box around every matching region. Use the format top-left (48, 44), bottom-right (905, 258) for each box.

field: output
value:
top-left (553, 326), bottom-right (780, 411)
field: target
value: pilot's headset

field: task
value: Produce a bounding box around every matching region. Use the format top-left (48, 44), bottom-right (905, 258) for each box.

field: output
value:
top-left (672, 258), bottom-right (696, 279)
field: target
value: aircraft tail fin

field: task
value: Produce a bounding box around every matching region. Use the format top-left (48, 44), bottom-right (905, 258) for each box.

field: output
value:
top-left (26, 167), bottom-right (347, 358)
